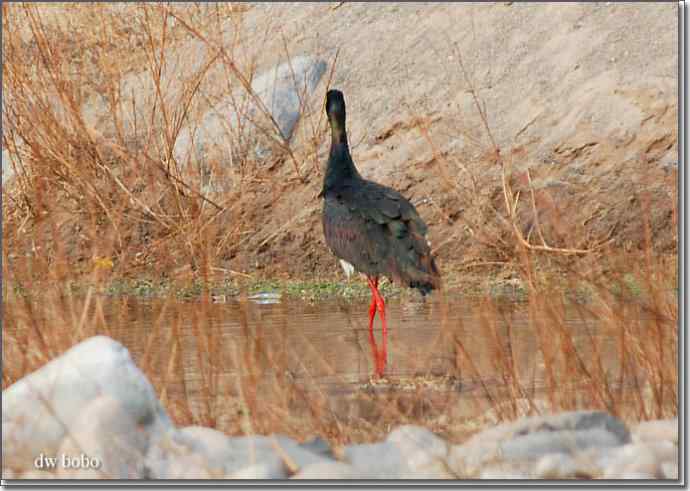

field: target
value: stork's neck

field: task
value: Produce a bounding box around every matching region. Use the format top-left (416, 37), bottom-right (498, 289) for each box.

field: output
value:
top-left (322, 119), bottom-right (360, 193)
top-left (330, 114), bottom-right (348, 146)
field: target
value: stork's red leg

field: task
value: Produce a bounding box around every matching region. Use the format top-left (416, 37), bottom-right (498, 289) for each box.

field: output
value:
top-left (373, 283), bottom-right (387, 376)
top-left (367, 277), bottom-right (387, 377)
top-left (367, 282), bottom-right (377, 333)
top-left (366, 283), bottom-right (379, 373)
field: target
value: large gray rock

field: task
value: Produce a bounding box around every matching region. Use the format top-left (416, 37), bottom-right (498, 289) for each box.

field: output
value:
top-left (172, 55), bottom-right (326, 174)
top-left (466, 410), bottom-right (629, 448)
top-left (632, 418), bottom-right (677, 445)
top-left (498, 424), bottom-right (623, 460)
top-left (145, 427), bottom-right (245, 479)
top-left (342, 426), bottom-right (453, 479)
top-left (145, 430), bottom-right (333, 479)
top-left (57, 396), bottom-right (148, 478)
top-left (449, 411), bottom-right (630, 477)
top-left (297, 436), bottom-right (334, 459)
top-left (534, 452), bottom-right (580, 479)
top-left (479, 465), bottom-right (532, 479)
top-left (602, 441), bottom-right (678, 479)
top-left (343, 441), bottom-right (407, 479)
top-left (2, 336), bottom-right (171, 471)
top-left (291, 461), bottom-right (363, 479)
top-left (228, 462), bottom-right (288, 479)
top-left (178, 427), bottom-right (243, 473)
top-left (250, 55), bottom-right (327, 141)
top-left (533, 448), bottom-right (606, 479)
top-left (386, 425), bottom-right (454, 478)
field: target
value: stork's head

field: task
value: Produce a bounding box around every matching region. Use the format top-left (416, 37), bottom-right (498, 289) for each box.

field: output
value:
top-left (325, 89), bottom-right (347, 126)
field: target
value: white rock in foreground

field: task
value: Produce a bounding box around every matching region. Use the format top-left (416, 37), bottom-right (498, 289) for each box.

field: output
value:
top-left (340, 426), bottom-right (454, 479)
top-left (291, 461), bottom-right (363, 479)
top-left (449, 410), bottom-right (630, 477)
top-left (2, 336), bottom-right (171, 471)
top-left (602, 441), bottom-right (678, 479)
top-left (57, 395), bottom-right (148, 478)
top-left (632, 418), bottom-right (677, 445)
top-left (2, 334), bottom-right (677, 481)
top-left (145, 429), bottom-right (333, 479)
top-left (386, 425), bottom-right (454, 478)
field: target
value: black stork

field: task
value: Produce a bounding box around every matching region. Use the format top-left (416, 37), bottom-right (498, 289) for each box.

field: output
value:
top-left (320, 89), bottom-right (441, 377)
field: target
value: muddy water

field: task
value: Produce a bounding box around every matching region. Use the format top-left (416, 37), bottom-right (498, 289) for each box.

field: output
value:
top-left (96, 292), bottom-right (626, 426)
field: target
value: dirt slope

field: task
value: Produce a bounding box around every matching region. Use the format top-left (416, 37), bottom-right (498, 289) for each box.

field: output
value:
top-left (2, 3), bottom-right (678, 289)
top-left (227, 2), bottom-right (677, 282)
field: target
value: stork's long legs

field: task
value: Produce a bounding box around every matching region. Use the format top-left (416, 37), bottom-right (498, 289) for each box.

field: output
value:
top-left (367, 276), bottom-right (387, 377)
top-left (366, 285), bottom-right (381, 375)
top-left (367, 280), bottom-right (378, 332)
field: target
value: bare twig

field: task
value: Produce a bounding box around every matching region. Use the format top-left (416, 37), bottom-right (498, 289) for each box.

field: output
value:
top-left (163, 7), bottom-right (306, 182)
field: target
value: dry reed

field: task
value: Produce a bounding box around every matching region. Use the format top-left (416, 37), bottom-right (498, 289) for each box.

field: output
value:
top-left (2, 4), bottom-right (677, 462)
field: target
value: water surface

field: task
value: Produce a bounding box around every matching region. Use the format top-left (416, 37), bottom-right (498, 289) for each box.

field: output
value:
top-left (95, 292), bottom-right (629, 425)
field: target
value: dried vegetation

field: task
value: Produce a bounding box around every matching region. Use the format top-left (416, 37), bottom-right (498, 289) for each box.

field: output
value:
top-left (2, 4), bottom-right (678, 446)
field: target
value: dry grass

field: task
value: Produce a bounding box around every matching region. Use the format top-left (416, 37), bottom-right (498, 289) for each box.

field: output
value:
top-left (2, 2), bottom-right (678, 467)
top-left (2, 3), bottom-right (329, 286)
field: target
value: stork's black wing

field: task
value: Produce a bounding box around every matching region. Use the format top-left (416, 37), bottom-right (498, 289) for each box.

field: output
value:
top-left (322, 177), bottom-right (440, 294)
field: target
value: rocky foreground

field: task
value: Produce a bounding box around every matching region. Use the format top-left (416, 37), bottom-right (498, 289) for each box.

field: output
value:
top-left (2, 337), bottom-right (678, 480)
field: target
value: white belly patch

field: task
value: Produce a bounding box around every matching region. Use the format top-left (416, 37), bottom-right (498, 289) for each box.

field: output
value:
top-left (339, 259), bottom-right (355, 278)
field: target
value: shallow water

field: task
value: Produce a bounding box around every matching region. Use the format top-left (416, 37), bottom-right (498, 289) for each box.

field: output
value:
top-left (5, 284), bottom-right (671, 437)
top-left (92, 291), bottom-right (634, 424)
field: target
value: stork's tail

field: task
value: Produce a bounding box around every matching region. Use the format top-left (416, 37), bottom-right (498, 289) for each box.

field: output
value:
top-left (409, 253), bottom-right (441, 296)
